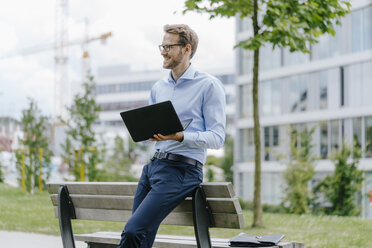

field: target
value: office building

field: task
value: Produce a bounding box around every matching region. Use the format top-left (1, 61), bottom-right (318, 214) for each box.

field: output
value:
top-left (235, 0), bottom-right (372, 218)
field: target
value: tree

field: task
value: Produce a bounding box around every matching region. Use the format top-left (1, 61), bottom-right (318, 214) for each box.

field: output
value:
top-left (314, 141), bottom-right (363, 216)
top-left (282, 125), bottom-right (317, 214)
top-left (100, 135), bottom-right (137, 182)
top-left (221, 134), bottom-right (234, 182)
top-left (184, 0), bottom-right (350, 227)
top-left (16, 98), bottom-right (53, 193)
top-left (61, 76), bottom-right (103, 181)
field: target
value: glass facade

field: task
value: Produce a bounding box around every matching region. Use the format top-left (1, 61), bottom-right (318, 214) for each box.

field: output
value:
top-left (238, 117), bottom-right (372, 163)
top-left (236, 4), bottom-right (372, 208)
top-left (238, 66), bottom-right (344, 119)
top-left (345, 60), bottom-right (372, 107)
top-left (237, 6), bottom-right (372, 76)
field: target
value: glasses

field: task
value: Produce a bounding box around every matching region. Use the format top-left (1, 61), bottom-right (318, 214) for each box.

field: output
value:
top-left (158, 43), bottom-right (185, 52)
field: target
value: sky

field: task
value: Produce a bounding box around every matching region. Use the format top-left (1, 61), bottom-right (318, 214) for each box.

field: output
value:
top-left (0, 0), bottom-right (235, 119)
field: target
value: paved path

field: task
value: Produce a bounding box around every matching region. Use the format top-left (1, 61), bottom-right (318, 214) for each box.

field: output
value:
top-left (0, 231), bottom-right (86, 248)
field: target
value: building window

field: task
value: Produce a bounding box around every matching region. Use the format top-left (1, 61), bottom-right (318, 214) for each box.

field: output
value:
top-left (239, 128), bottom-right (254, 162)
top-left (330, 120), bottom-right (340, 153)
top-left (345, 60), bottom-right (372, 107)
top-left (364, 6), bottom-right (372, 51)
top-left (238, 48), bottom-right (253, 75)
top-left (99, 100), bottom-right (148, 111)
top-left (320, 122), bottom-right (328, 159)
top-left (365, 117), bottom-right (372, 158)
top-left (319, 71), bottom-right (328, 110)
top-left (289, 74), bottom-right (308, 113)
top-left (283, 47), bottom-right (310, 66)
top-left (260, 45), bottom-right (282, 71)
top-left (353, 117), bottom-right (362, 148)
top-left (263, 126), bottom-right (280, 161)
top-left (352, 9), bottom-right (363, 53)
top-left (261, 80), bottom-right (281, 116)
top-left (239, 84), bottom-right (253, 118)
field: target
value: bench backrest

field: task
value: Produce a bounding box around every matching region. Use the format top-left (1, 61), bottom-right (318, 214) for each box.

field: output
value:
top-left (47, 182), bottom-right (245, 229)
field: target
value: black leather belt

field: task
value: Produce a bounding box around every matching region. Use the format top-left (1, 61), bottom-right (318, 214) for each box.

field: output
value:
top-left (153, 152), bottom-right (203, 169)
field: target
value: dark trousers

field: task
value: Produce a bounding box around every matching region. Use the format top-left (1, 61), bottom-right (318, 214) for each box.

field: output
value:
top-left (117, 157), bottom-right (203, 248)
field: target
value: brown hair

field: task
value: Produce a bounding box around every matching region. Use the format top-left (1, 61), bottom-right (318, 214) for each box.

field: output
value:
top-left (164, 24), bottom-right (199, 59)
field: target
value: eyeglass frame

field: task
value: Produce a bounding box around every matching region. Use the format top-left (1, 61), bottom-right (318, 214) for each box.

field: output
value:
top-left (158, 43), bottom-right (186, 52)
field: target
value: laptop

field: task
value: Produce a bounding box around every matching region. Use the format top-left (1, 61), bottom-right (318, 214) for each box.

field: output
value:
top-left (120, 101), bottom-right (193, 142)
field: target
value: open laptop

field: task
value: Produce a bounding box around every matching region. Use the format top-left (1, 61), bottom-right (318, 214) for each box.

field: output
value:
top-left (120, 101), bottom-right (192, 142)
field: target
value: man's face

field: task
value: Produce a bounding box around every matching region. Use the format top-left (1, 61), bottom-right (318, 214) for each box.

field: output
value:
top-left (161, 33), bottom-right (185, 69)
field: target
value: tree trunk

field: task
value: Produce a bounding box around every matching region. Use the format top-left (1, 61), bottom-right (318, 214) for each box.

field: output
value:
top-left (252, 0), bottom-right (263, 227)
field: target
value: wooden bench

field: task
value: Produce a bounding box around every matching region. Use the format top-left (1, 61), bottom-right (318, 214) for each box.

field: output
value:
top-left (47, 182), bottom-right (304, 248)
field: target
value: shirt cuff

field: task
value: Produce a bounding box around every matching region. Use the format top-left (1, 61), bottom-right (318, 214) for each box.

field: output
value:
top-left (181, 131), bottom-right (197, 145)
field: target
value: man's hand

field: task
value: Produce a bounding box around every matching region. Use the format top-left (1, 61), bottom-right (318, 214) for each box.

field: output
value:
top-left (149, 132), bottom-right (184, 142)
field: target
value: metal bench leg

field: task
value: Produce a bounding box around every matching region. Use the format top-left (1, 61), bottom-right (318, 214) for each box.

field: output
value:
top-left (192, 186), bottom-right (215, 248)
top-left (58, 185), bottom-right (76, 248)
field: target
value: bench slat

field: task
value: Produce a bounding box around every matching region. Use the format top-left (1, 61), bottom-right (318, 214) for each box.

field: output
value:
top-left (47, 182), bottom-right (138, 196)
top-left (50, 195), bottom-right (241, 214)
top-left (53, 207), bottom-right (244, 228)
top-left (74, 232), bottom-right (303, 248)
top-left (47, 182), bottom-right (236, 198)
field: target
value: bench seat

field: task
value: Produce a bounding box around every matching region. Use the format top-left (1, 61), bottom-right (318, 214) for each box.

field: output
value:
top-left (74, 232), bottom-right (304, 248)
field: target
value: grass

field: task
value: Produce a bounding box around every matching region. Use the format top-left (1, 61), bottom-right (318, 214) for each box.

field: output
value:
top-left (1, 183), bottom-right (371, 247)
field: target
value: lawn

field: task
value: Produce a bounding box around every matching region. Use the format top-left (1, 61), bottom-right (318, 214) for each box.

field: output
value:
top-left (0, 183), bottom-right (371, 247)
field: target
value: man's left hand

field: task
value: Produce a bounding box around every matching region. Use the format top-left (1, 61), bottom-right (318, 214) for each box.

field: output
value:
top-left (149, 132), bottom-right (184, 142)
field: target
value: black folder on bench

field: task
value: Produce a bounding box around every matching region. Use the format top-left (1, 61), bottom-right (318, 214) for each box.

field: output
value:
top-left (120, 101), bottom-right (192, 142)
top-left (229, 233), bottom-right (284, 247)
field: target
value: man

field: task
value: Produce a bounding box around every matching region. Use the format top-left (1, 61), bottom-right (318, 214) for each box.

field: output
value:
top-left (117, 24), bottom-right (226, 248)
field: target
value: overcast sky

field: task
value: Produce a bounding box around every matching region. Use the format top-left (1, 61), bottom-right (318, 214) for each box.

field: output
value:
top-left (0, 0), bottom-right (235, 119)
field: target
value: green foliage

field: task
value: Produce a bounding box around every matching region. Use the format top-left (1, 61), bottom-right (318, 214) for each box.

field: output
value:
top-left (205, 166), bottom-right (215, 182)
top-left (15, 98), bottom-right (53, 193)
top-left (184, 0), bottom-right (350, 52)
top-left (0, 158), bottom-right (4, 183)
top-left (282, 125), bottom-right (317, 214)
top-left (61, 76), bottom-right (103, 181)
top-left (100, 135), bottom-right (137, 182)
top-left (314, 141), bottom-right (364, 216)
top-left (221, 134), bottom-right (234, 182)
top-left (239, 198), bottom-right (287, 213)
top-left (204, 134), bottom-right (234, 182)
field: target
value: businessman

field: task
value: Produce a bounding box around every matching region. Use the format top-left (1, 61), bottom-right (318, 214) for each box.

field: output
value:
top-left (117, 24), bottom-right (226, 248)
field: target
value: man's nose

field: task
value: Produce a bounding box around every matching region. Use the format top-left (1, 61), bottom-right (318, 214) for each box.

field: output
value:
top-left (161, 50), bottom-right (167, 56)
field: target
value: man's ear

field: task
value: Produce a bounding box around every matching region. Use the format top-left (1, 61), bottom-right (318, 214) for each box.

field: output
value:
top-left (185, 43), bottom-right (192, 54)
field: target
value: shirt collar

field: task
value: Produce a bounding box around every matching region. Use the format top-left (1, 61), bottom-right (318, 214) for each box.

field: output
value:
top-left (168, 64), bottom-right (196, 84)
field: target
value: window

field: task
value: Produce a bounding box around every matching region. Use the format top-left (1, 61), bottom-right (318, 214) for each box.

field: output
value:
top-left (365, 117), bottom-right (372, 158)
top-left (330, 120), bottom-right (340, 153)
top-left (352, 9), bottom-right (363, 53)
top-left (239, 128), bottom-right (254, 162)
top-left (364, 6), bottom-right (372, 50)
top-left (319, 71), bottom-right (328, 110)
top-left (289, 74), bottom-right (308, 113)
top-left (261, 80), bottom-right (281, 116)
top-left (239, 84), bottom-right (253, 118)
top-left (320, 122), bottom-right (328, 159)
top-left (345, 60), bottom-right (372, 107)
top-left (260, 45), bottom-right (281, 71)
top-left (353, 117), bottom-right (362, 148)
top-left (238, 48), bottom-right (253, 75)
top-left (263, 126), bottom-right (280, 161)
top-left (283, 47), bottom-right (310, 66)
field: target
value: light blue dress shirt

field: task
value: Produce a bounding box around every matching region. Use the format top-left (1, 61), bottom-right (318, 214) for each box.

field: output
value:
top-left (149, 64), bottom-right (226, 164)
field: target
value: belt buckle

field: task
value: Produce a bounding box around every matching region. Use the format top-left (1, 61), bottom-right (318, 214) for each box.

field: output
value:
top-left (158, 152), bottom-right (167, 159)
